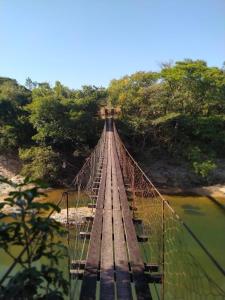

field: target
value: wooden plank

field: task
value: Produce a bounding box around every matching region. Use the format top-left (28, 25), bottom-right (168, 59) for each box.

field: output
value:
top-left (111, 127), bottom-right (152, 300)
top-left (111, 143), bottom-right (120, 211)
top-left (100, 209), bottom-right (114, 300)
top-left (100, 132), bottom-right (114, 299)
top-left (112, 144), bottom-right (132, 300)
top-left (96, 135), bottom-right (108, 209)
top-left (79, 209), bottom-right (103, 300)
top-left (137, 235), bottom-right (148, 242)
top-left (79, 232), bottom-right (91, 239)
top-left (104, 132), bottom-right (112, 210)
top-left (70, 260), bottom-right (86, 269)
top-left (113, 211), bottom-right (132, 300)
top-left (144, 263), bottom-right (160, 273)
top-left (70, 269), bottom-right (84, 279)
top-left (80, 136), bottom-right (108, 300)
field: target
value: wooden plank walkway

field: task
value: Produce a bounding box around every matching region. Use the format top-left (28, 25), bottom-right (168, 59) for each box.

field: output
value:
top-left (80, 118), bottom-right (152, 300)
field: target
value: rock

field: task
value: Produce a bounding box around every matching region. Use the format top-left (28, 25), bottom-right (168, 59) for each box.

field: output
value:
top-left (1, 205), bottom-right (21, 214)
top-left (51, 207), bottom-right (95, 225)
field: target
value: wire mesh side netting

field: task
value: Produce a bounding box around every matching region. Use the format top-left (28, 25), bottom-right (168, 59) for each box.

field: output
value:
top-left (113, 123), bottom-right (225, 300)
top-left (56, 125), bottom-right (107, 298)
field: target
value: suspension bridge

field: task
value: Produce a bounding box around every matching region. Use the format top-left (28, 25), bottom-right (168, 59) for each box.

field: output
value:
top-left (60, 110), bottom-right (225, 299)
top-left (1, 110), bottom-right (224, 299)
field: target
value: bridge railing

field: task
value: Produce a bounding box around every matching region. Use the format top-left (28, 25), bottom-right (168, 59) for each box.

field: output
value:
top-left (113, 122), bottom-right (225, 299)
top-left (52, 124), bottom-right (107, 298)
top-left (72, 123), bottom-right (106, 191)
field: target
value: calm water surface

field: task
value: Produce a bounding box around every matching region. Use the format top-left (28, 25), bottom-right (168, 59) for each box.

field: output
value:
top-left (164, 193), bottom-right (225, 268)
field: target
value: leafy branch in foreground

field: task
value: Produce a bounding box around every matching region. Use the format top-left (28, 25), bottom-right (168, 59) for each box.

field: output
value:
top-left (0, 177), bottom-right (69, 299)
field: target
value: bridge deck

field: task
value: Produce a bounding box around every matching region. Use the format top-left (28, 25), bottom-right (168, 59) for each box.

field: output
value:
top-left (80, 119), bottom-right (152, 300)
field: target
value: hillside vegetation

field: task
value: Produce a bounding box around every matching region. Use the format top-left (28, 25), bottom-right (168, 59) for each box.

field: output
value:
top-left (1, 59), bottom-right (225, 186)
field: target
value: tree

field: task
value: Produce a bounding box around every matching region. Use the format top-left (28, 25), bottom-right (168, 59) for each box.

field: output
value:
top-left (108, 60), bottom-right (225, 179)
top-left (0, 125), bottom-right (18, 153)
top-left (25, 77), bottom-right (38, 90)
top-left (19, 146), bottom-right (60, 184)
top-left (161, 59), bottom-right (225, 115)
top-left (28, 83), bottom-right (106, 149)
top-left (27, 96), bottom-right (71, 145)
top-left (0, 79), bottom-right (33, 153)
top-left (1, 60), bottom-right (225, 183)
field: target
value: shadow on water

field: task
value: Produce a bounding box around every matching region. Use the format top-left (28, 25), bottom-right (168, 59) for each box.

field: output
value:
top-left (181, 204), bottom-right (205, 216)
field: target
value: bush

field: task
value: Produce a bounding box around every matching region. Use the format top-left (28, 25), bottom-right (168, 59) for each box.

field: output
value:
top-left (193, 160), bottom-right (216, 178)
top-left (187, 146), bottom-right (216, 178)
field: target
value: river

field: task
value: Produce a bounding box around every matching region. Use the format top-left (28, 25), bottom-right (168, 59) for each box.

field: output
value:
top-left (1, 188), bottom-right (225, 298)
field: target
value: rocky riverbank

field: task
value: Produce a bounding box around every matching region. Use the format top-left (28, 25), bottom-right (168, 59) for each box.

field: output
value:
top-left (0, 155), bottom-right (22, 197)
top-left (142, 156), bottom-right (225, 189)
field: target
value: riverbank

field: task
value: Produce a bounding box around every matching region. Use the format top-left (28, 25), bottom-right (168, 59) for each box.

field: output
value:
top-left (141, 155), bottom-right (225, 189)
top-left (159, 184), bottom-right (225, 197)
top-left (159, 184), bottom-right (225, 212)
top-left (0, 155), bottom-right (23, 199)
top-left (1, 153), bottom-right (225, 203)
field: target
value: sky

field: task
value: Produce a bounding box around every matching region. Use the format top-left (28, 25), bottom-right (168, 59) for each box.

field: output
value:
top-left (0, 0), bottom-right (224, 89)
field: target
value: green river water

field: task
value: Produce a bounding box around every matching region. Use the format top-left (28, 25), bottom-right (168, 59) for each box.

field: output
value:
top-left (165, 193), bottom-right (225, 268)
top-left (0, 189), bottom-right (225, 298)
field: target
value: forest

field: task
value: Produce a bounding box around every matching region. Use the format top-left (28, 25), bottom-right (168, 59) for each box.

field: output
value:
top-left (1, 59), bottom-right (225, 186)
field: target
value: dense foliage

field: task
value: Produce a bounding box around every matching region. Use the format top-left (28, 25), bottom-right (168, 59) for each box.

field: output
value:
top-left (0, 177), bottom-right (68, 299)
top-left (1, 59), bottom-right (225, 183)
top-left (0, 77), bottom-right (106, 184)
top-left (109, 60), bottom-right (225, 179)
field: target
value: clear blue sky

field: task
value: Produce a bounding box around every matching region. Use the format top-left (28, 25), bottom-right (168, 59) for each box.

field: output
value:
top-left (0, 0), bottom-right (224, 89)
